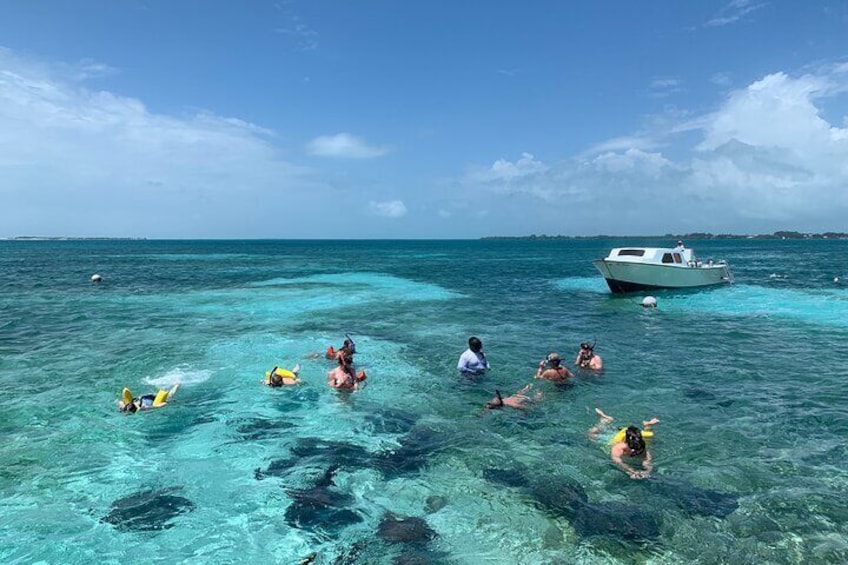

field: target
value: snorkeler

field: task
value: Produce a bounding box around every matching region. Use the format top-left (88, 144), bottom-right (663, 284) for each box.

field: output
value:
top-left (265, 364), bottom-right (301, 387)
top-left (483, 384), bottom-right (542, 410)
top-left (588, 408), bottom-right (660, 480)
top-left (574, 342), bottom-right (603, 370)
top-left (534, 353), bottom-right (573, 383)
top-left (326, 334), bottom-right (357, 361)
top-left (327, 356), bottom-right (366, 390)
top-left (118, 383), bottom-right (180, 413)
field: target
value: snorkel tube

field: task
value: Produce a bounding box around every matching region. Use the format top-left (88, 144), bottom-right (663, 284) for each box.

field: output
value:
top-left (345, 334), bottom-right (356, 354)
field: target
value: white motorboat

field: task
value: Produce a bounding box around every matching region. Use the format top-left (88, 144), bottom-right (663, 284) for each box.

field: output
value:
top-left (593, 246), bottom-right (732, 293)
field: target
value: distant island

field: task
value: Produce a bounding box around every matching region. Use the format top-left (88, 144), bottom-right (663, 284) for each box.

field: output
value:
top-left (3, 236), bottom-right (147, 241)
top-left (481, 231), bottom-right (848, 241)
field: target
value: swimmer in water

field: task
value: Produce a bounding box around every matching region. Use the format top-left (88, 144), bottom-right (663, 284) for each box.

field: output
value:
top-left (265, 364), bottom-right (301, 387)
top-left (118, 383), bottom-right (180, 413)
top-left (483, 384), bottom-right (542, 411)
top-left (588, 408), bottom-right (660, 480)
top-left (574, 342), bottom-right (603, 370)
top-left (534, 353), bottom-right (573, 383)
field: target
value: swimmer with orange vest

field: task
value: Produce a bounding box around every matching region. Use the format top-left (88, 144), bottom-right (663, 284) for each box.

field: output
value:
top-left (325, 334), bottom-right (356, 362)
top-left (327, 355), bottom-right (366, 390)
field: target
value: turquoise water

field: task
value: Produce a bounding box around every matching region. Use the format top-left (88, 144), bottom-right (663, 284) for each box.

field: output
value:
top-left (1, 239), bottom-right (847, 564)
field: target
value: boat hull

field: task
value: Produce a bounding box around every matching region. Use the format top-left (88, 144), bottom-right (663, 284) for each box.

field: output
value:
top-left (593, 259), bottom-right (732, 294)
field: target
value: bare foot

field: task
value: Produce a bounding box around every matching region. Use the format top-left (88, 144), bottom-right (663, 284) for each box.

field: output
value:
top-left (595, 408), bottom-right (614, 424)
top-left (643, 417), bottom-right (660, 427)
top-left (292, 364), bottom-right (301, 374)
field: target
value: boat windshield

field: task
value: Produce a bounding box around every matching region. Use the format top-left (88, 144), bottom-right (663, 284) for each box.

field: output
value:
top-left (617, 249), bottom-right (645, 257)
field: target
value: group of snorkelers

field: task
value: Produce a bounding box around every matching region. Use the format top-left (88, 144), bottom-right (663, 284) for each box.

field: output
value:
top-left (118, 333), bottom-right (655, 479)
top-left (461, 335), bottom-right (657, 480)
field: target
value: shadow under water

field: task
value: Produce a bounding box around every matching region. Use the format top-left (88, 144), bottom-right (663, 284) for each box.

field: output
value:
top-left (101, 486), bottom-right (195, 532)
top-left (284, 465), bottom-right (363, 535)
top-left (484, 467), bottom-right (663, 543)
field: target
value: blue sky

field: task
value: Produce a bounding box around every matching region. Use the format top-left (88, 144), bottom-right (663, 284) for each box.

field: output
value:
top-left (1, 1), bottom-right (848, 238)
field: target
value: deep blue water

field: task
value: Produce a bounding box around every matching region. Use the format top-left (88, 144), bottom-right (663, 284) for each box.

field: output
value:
top-left (1, 239), bottom-right (847, 564)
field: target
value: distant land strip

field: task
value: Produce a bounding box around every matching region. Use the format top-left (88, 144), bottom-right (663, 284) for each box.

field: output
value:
top-left (3, 236), bottom-right (147, 241)
top-left (481, 231), bottom-right (848, 241)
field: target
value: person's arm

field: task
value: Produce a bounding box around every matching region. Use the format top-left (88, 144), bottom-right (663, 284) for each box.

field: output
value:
top-left (457, 351), bottom-right (470, 372)
top-left (641, 450), bottom-right (653, 476)
top-left (591, 356), bottom-right (603, 370)
top-left (480, 352), bottom-right (490, 370)
top-left (611, 445), bottom-right (643, 479)
top-left (534, 360), bottom-right (546, 379)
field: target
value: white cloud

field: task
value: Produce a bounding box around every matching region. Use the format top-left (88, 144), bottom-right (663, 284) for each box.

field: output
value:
top-left (457, 65), bottom-right (848, 234)
top-left (710, 72), bottom-right (733, 87)
top-left (705, 0), bottom-right (768, 27)
top-left (649, 77), bottom-right (684, 98)
top-left (584, 135), bottom-right (661, 156)
top-left (0, 48), bottom-right (330, 238)
top-left (274, 15), bottom-right (319, 51)
top-left (466, 152), bottom-right (547, 183)
top-left (592, 148), bottom-right (673, 176)
top-left (369, 200), bottom-right (407, 218)
top-left (306, 133), bottom-right (390, 158)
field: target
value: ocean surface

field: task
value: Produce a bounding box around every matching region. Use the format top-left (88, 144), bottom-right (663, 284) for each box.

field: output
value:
top-left (1, 238), bottom-right (847, 564)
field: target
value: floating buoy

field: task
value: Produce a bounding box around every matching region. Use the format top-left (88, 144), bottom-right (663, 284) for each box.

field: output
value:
top-left (91, 274), bottom-right (102, 283)
top-left (835, 277), bottom-right (840, 283)
top-left (642, 296), bottom-right (657, 308)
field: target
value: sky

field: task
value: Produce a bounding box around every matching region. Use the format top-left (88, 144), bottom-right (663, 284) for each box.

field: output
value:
top-left (1, 1), bottom-right (848, 239)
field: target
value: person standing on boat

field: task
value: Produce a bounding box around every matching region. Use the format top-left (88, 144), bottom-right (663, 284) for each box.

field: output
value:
top-left (457, 336), bottom-right (490, 376)
top-left (673, 240), bottom-right (685, 254)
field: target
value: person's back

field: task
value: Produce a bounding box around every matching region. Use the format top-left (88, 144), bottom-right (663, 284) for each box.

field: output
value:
top-left (535, 353), bottom-right (573, 382)
top-left (458, 336), bottom-right (490, 375)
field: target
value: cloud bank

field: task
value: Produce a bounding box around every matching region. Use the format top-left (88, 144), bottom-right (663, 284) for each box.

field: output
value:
top-left (0, 49), bottom-right (381, 237)
top-left (457, 65), bottom-right (848, 234)
top-left (2, 46), bottom-right (847, 238)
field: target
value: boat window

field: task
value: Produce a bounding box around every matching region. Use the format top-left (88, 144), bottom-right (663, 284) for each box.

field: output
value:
top-left (673, 253), bottom-right (683, 264)
top-left (661, 253), bottom-right (674, 264)
top-left (617, 249), bottom-right (645, 257)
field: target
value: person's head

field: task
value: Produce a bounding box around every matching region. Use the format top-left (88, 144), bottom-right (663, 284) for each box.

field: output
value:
top-left (468, 336), bottom-right (483, 353)
top-left (624, 426), bottom-right (646, 455)
top-left (677, 240), bottom-right (683, 246)
top-left (485, 389), bottom-right (504, 410)
top-left (546, 352), bottom-right (561, 367)
top-left (269, 373), bottom-right (284, 387)
top-left (120, 400), bottom-right (138, 413)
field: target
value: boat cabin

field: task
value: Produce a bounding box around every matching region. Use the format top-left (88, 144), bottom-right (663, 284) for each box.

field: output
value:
top-left (606, 247), bottom-right (699, 266)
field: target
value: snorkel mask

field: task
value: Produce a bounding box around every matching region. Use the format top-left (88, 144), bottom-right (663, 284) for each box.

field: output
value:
top-left (625, 426), bottom-right (646, 455)
top-left (486, 389), bottom-right (505, 409)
